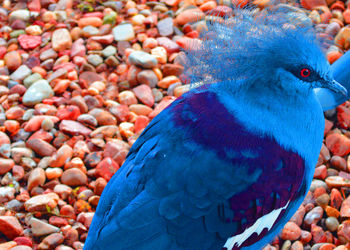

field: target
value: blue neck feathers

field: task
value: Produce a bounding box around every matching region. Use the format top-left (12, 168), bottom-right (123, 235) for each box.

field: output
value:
top-left (209, 81), bottom-right (324, 183)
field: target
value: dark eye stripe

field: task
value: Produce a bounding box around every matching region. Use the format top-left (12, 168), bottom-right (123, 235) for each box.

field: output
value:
top-left (290, 65), bottom-right (322, 83)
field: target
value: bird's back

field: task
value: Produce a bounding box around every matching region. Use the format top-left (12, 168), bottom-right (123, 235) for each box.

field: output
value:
top-left (84, 83), bottom-right (324, 250)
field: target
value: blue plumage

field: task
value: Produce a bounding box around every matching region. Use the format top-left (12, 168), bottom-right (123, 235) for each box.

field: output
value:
top-left (315, 49), bottom-right (350, 110)
top-left (84, 6), bottom-right (347, 250)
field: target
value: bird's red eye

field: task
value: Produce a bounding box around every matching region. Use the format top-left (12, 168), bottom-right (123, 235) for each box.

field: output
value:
top-left (300, 68), bottom-right (311, 78)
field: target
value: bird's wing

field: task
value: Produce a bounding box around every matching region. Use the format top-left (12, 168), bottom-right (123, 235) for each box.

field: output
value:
top-left (84, 88), bottom-right (306, 250)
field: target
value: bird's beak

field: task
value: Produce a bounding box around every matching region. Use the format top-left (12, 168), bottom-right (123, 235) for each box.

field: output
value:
top-left (322, 79), bottom-right (348, 97)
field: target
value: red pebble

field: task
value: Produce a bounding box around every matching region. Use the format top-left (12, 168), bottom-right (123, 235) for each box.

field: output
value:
top-left (12, 165), bottom-right (25, 181)
top-left (0, 46), bottom-right (6, 59)
top-left (28, 130), bottom-right (54, 142)
top-left (14, 236), bottom-right (33, 247)
top-left (324, 119), bottom-right (333, 135)
top-left (331, 188), bottom-right (343, 210)
top-left (337, 105), bottom-right (350, 129)
top-left (49, 216), bottom-right (68, 227)
top-left (96, 157), bottom-right (120, 181)
top-left (311, 224), bottom-right (327, 243)
top-left (134, 115), bottom-right (149, 133)
top-left (27, 0), bottom-right (41, 11)
top-left (300, 230), bottom-right (312, 243)
top-left (280, 222), bottom-right (301, 241)
top-left (325, 133), bottom-right (350, 156)
top-left (18, 35), bottom-right (42, 50)
top-left (314, 165), bottom-right (327, 180)
top-left (56, 105), bottom-right (81, 121)
top-left (60, 205), bottom-right (76, 220)
top-left (112, 105), bottom-right (130, 122)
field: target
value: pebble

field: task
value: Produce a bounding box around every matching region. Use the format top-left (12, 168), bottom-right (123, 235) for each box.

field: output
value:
top-left (22, 80), bottom-right (54, 106)
top-left (175, 8), bottom-right (204, 25)
top-left (0, 216), bottom-right (23, 239)
top-left (49, 145), bottom-right (72, 168)
top-left (23, 73), bottom-right (42, 88)
top-left (78, 17), bottom-right (103, 28)
top-left (304, 206), bottom-right (324, 227)
top-left (28, 217), bottom-right (60, 236)
top-left (119, 90), bottom-right (138, 105)
top-left (0, 158), bottom-right (14, 174)
top-left (12, 245), bottom-right (32, 250)
top-left (40, 49), bottom-right (58, 61)
top-left (71, 38), bottom-right (86, 58)
top-left (137, 70), bottom-right (159, 88)
top-left (82, 25), bottom-right (100, 37)
top-left (0, 1), bottom-right (348, 249)
top-left (87, 54), bottom-right (104, 66)
top-left (157, 37), bottom-right (180, 53)
top-left (41, 117), bottom-right (54, 131)
top-left (52, 28), bottom-right (72, 52)
top-left (325, 216), bottom-right (339, 231)
top-left (27, 168), bottom-right (46, 191)
top-left (38, 233), bottom-right (64, 249)
top-left (89, 108), bottom-right (117, 126)
top-left (96, 157), bottom-right (119, 181)
top-left (26, 138), bottom-right (57, 157)
top-left (337, 220), bottom-right (350, 243)
top-left (0, 186), bottom-right (15, 203)
top-left (326, 176), bottom-right (350, 188)
top-left (0, 144), bottom-right (11, 158)
top-left (158, 75), bottom-right (181, 88)
top-left (59, 120), bottom-right (92, 136)
top-left (9, 10), bottom-right (30, 22)
top-left (10, 65), bottom-right (32, 81)
top-left (133, 84), bottom-right (155, 107)
top-left (46, 168), bottom-right (63, 179)
top-left (129, 50), bottom-right (158, 68)
top-left (103, 140), bottom-right (130, 166)
top-left (102, 45), bottom-right (117, 57)
top-left (157, 17), bottom-right (174, 36)
top-left (26, 25), bottom-right (42, 36)
top-left (18, 34), bottom-right (41, 50)
top-left (340, 196), bottom-right (350, 217)
top-left (61, 168), bottom-right (87, 186)
top-left (77, 114), bottom-right (98, 127)
top-left (325, 133), bottom-right (350, 156)
top-left (4, 51), bottom-right (22, 71)
top-left (113, 23), bottom-right (135, 41)
top-left (24, 115), bottom-right (59, 132)
top-left (281, 222), bottom-right (301, 240)
top-left (24, 193), bottom-right (59, 212)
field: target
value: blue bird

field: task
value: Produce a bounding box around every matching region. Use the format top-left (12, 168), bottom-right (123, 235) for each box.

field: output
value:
top-left (84, 7), bottom-right (347, 250)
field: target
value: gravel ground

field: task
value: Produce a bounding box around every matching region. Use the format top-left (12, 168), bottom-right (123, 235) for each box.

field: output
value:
top-left (0, 0), bottom-right (350, 249)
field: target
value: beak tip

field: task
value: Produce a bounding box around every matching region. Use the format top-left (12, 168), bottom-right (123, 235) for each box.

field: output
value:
top-left (329, 80), bottom-right (348, 97)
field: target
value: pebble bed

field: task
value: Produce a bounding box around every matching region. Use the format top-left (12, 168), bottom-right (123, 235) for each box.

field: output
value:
top-left (0, 0), bottom-right (350, 249)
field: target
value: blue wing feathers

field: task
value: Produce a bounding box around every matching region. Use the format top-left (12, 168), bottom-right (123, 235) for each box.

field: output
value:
top-left (85, 88), bottom-right (307, 250)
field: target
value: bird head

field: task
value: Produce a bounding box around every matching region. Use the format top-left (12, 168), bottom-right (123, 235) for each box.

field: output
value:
top-left (182, 6), bottom-right (347, 99)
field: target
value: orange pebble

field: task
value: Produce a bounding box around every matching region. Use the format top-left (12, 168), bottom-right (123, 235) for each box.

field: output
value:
top-left (53, 79), bottom-right (71, 94)
top-left (68, 70), bottom-right (78, 81)
top-left (107, 73), bottom-right (118, 83)
top-left (325, 205), bottom-right (340, 218)
top-left (153, 67), bottom-right (163, 80)
top-left (116, 64), bottom-right (128, 75)
top-left (199, 1), bottom-right (217, 11)
top-left (137, 33), bottom-right (148, 43)
top-left (32, 66), bottom-right (47, 77)
top-left (7, 43), bottom-right (18, 52)
top-left (4, 120), bottom-right (19, 133)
